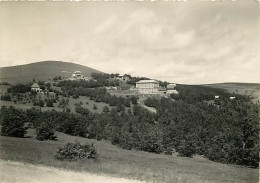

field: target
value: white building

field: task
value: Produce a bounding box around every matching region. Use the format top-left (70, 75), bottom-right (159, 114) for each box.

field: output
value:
top-left (166, 90), bottom-right (179, 95)
top-left (71, 71), bottom-right (84, 80)
top-left (166, 83), bottom-right (178, 94)
top-left (136, 80), bottom-right (159, 94)
top-left (167, 83), bottom-right (176, 89)
top-left (31, 83), bottom-right (42, 93)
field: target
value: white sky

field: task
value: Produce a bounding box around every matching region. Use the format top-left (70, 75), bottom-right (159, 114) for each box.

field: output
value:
top-left (0, 0), bottom-right (259, 84)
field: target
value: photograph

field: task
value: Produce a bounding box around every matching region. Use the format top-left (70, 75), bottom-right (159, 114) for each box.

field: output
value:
top-left (0, 0), bottom-right (259, 182)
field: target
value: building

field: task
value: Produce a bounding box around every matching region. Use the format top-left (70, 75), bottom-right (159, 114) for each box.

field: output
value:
top-left (136, 80), bottom-right (159, 94)
top-left (158, 87), bottom-right (167, 94)
top-left (31, 83), bottom-right (42, 93)
top-left (166, 83), bottom-right (178, 94)
top-left (167, 83), bottom-right (176, 89)
top-left (71, 71), bottom-right (84, 80)
top-left (166, 89), bottom-right (178, 95)
top-left (117, 74), bottom-right (130, 82)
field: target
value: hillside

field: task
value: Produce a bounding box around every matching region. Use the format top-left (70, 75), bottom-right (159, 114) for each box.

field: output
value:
top-left (0, 61), bottom-right (102, 84)
top-left (0, 129), bottom-right (258, 183)
top-left (204, 82), bottom-right (260, 103)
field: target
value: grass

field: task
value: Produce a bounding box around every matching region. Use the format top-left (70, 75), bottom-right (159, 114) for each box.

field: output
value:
top-left (0, 60), bottom-right (101, 84)
top-left (0, 129), bottom-right (258, 183)
top-left (205, 83), bottom-right (260, 104)
top-left (0, 96), bottom-right (112, 114)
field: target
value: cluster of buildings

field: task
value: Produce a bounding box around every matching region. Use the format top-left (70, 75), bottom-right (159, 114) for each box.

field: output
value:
top-left (51, 70), bottom-right (179, 95)
top-left (135, 80), bottom-right (178, 95)
top-left (68, 71), bottom-right (91, 81)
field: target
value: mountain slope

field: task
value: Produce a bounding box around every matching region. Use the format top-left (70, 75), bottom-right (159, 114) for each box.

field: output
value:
top-left (204, 82), bottom-right (260, 103)
top-left (0, 61), bottom-right (102, 84)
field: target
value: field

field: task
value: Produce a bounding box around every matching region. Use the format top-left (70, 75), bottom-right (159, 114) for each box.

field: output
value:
top-left (0, 129), bottom-right (258, 183)
top-left (0, 96), bottom-right (112, 114)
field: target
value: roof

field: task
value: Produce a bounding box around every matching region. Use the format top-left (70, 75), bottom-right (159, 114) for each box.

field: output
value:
top-left (167, 83), bottom-right (176, 88)
top-left (31, 83), bottom-right (40, 88)
top-left (136, 80), bottom-right (159, 84)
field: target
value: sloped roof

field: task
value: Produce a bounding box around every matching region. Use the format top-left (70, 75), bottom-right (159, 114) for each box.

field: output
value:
top-left (31, 83), bottom-right (40, 88)
top-left (136, 80), bottom-right (159, 84)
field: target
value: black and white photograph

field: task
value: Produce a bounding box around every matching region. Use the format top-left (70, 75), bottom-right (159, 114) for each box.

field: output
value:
top-left (0, 0), bottom-right (259, 182)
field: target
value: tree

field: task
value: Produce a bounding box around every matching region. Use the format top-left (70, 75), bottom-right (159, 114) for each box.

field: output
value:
top-left (36, 123), bottom-right (57, 141)
top-left (103, 105), bottom-right (110, 113)
top-left (39, 99), bottom-right (44, 107)
top-left (124, 99), bottom-right (131, 107)
top-left (93, 104), bottom-right (97, 110)
top-left (46, 99), bottom-right (54, 107)
top-left (130, 96), bottom-right (138, 105)
top-left (1, 106), bottom-right (27, 137)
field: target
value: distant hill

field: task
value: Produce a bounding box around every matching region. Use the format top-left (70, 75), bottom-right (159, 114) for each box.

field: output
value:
top-left (0, 61), bottom-right (102, 84)
top-left (204, 82), bottom-right (260, 103)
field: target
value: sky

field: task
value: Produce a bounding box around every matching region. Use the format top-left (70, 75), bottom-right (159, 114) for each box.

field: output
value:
top-left (0, 0), bottom-right (259, 84)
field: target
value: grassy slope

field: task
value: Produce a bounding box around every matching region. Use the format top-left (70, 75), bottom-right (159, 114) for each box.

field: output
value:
top-left (0, 96), bottom-right (113, 114)
top-left (0, 61), bottom-right (102, 84)
top-left (204, 83), bottom-right (260, 103)
top-left (0, 129), bottom-right (258, 183)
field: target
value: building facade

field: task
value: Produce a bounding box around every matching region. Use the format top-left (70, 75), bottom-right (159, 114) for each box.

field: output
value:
top-left (136, 80), bottom-right (159, 94)
top-left (31, 83), bottom-right (42, 93)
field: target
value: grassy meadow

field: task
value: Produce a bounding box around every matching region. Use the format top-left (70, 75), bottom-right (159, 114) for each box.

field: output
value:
top-left (0, 128), bottom-right (258, 183)
top-left (0, 96), bottom-right (112, 114)
top-left (205, 83), bottom-right (260, 104)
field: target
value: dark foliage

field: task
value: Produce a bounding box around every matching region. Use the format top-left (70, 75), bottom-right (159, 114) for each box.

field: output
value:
top-left (0, 106), bottom-right (27, 137)
top-left (1, 82), bottom-right (258, 168)
top-left (55, 141), bottom-right (98, 161)
top-left (7, 84), bottom-right (31, 94)
top-left (36, 124), bottom-right (57, 141)
top-left (1, 93), bottom-right (12, 101)
top-left (46, 99), bottom-right (54, 107)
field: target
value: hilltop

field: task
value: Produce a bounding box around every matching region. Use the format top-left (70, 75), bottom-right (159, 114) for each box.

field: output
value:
top-left (0, 61), bottom-right (102, 84)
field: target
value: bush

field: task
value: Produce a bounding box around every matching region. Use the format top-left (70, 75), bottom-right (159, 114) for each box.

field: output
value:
top-left (93, 104), bottom-right (97, 110)
top-left (0, 106), bottom-right (27, 137)
top-left (36, 124), bottom-right (57, 141)
top-left (46, 99), bottom-right (54, 107)
top-left (0, 93), bottom-right (11, 101)
top-left (55, 141), bottom-right (98, 161)
top-left (103, 105), bottom-right (110, 113)
top-left (39, 99), bottom-right (44, 107)
top-left (177, 138), bottom-right (196, 157)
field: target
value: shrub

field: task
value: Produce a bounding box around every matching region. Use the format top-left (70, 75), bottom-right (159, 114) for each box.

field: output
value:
top-left (0, 106), bottom-right (27, 137)
top-left (93, 104), bottom-right (97, 110)
top-left (1, 93), bottom-right (12, 101)
top-left (55, 141), bottom-right (98, 161)
top-left (103, 105), bottom-right (110, 113)
top-left (36, 124), bottom-right (57, 141)
top-left (177, 138), bottom-right (196, 157)
top-left (39, 99), bottom-right (44, 107)
top-left (72, 94), bottom-right (79, 99)
top-left (46, 99), bottom-right (54, 107)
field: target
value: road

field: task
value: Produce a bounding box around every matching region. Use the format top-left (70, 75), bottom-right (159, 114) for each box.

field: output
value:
top-left (0, 160), bottom-right (146, 183)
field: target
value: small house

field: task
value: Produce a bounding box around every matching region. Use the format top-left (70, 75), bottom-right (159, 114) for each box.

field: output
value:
top-left (31, 83), bottom-right (42, 93)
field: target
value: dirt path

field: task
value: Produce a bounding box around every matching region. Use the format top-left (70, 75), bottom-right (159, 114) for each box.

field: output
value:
top-left (0, 160), bottom-right (146, 183)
